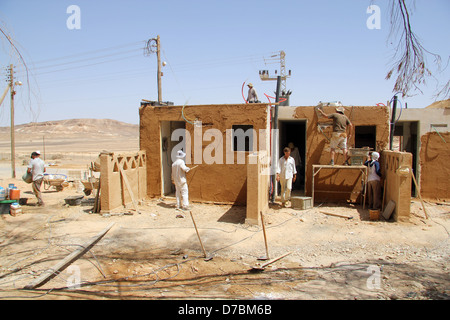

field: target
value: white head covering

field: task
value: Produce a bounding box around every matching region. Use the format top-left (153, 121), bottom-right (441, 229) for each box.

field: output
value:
top-left (176, 150), bottom-right (186, 159)
top-left (371, 152), bottom-right (380, 161)
top-left (35, 150), bottom-right (41, 155)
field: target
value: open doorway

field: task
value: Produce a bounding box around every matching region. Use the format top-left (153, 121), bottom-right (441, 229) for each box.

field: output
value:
top-left (161, 121), bottom-right (186, 196)
top-left (278, 120), bottom-right (307, 195)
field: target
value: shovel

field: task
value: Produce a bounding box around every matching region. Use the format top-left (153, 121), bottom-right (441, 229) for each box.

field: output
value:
top-left (189, 211), bottom-right (213, 261)
top-left (257, 211), bottom-right (270, 261)
top-left (250, 251), bottom-right (292, 272)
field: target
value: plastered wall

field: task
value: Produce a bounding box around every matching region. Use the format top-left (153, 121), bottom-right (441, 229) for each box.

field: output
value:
top-left (419, 132), bottom-right (450, 201)
top-left (284, 105), bottom-right (390, 202)
top-left (139, 103), bottom-right (271, 205)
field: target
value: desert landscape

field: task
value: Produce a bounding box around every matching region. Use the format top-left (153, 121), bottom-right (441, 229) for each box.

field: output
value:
top-left (0, 119), bottom-right (448, 300)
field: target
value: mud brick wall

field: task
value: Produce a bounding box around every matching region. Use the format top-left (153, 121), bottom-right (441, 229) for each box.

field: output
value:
top-left (419, 132), bottom-right (450, 201)
top-left (100, 151), bottom-right (147, 213)
top-left (139, 104), bottom-right (271, 205)
top-left (292, 105), bottom-right (390, 202)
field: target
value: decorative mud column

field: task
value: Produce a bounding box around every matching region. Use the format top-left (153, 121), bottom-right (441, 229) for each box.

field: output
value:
top-left (246, 151), bottom-right (269, 225)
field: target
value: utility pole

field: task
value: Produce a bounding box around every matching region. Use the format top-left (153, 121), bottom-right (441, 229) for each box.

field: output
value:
top-left (156, 35), bottom-right (162, 103)
top-left (8, 64), bottom-right (16, 178)
top-left (144, 35), bottom-right (163, 103)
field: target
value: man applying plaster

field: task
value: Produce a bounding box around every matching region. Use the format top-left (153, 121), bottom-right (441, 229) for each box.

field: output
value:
top-left (276, 147), bottom-right (297, 207)
top-left (172, 150), bottom-right (191, 211)
top-left (318, 106), bottom-right (353, 165)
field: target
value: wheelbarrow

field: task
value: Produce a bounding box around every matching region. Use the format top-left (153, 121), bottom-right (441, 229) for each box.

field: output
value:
top-left (81, 177), bottom-right (99, 196)
top-left (43, 174), bottom-right (68, 192)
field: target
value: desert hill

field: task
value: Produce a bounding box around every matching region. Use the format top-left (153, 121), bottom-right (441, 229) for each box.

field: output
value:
top-left (0, 118), bottom-right (140, 158)
top-left (426, 99), bottom-right (450, 109)
top-left (0, 118), bottom-right (139, 137)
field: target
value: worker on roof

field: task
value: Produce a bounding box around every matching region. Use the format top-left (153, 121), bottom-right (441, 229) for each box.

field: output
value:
top-left (317, 106), bottom-right (353, 165)
top-left (247, 83), bottom-right (259, 103)
top-left (172, 150), bottom-right (191, 211)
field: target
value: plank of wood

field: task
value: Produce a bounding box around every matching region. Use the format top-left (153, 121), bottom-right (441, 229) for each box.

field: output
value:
top-left (24, 222), bottom-right (115, 290)
top-left (320, 211), bottom-right (353, 219)
top-left (382, 200), bottom-right (395, 220)
top-left (119, 168), bottom-right (140, 214)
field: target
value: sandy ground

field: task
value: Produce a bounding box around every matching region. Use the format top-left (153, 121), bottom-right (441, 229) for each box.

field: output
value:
top-left (0, 160), bottom-right (448, 301)
top-left (0, 124), bottom-right (448, 301)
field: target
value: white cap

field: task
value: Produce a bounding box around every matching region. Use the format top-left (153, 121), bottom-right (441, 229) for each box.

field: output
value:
top-left (35, 150), bottom-right (41, 155)
top-left (371, 152), bottom-right (380, 161)
top-left (176, 150), bottom-right (186, 159)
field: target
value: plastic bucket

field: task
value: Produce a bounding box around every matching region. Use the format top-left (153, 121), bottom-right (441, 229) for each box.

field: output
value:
top-left (9, 189), bottom-right (20, 200)
top-left (0, 187), bottom-right (6, 200)
top-left (369, 209), bottom-right (380, 221)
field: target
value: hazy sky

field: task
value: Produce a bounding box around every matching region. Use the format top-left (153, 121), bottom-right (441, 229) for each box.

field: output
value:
top-left (0, 0), bottom-right (449, 125)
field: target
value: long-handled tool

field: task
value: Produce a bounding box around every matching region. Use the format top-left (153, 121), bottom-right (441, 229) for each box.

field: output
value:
top-left (250, 252), bottom-right (292, 272)
top-left (189, 211), bottom-right (213, 261)
top-left (257, 211), bottom-right (270, 261)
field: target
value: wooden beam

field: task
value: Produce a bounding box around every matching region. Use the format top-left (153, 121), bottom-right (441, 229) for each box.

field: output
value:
top-left (320, 211), bottom-right (353, 220)
top-left (120, 168), bottom-right (140, 214)
top-left (24, 222), bottom-right (115, 290)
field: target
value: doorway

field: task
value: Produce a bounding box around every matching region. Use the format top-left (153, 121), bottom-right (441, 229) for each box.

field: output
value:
top-left (278, 120), bottom-right (307, 194)
top-left (161, 121), bottom-right (186, 196)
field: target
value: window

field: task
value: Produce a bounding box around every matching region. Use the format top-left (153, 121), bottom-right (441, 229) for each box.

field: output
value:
top-left (232, 125), bottom-right (254, 152)
top-left (354, 126), bottom-right (376, 149)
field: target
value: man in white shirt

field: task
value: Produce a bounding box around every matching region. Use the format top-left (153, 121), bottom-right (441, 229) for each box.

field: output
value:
top-left (172, 150), bottom-right (191, 211)
top-left (247, 83), bottom-right (259, 103)
top-left (27, 150), bottom-right (46, 206)
top-left (276, 147), bottom-right (297, 207)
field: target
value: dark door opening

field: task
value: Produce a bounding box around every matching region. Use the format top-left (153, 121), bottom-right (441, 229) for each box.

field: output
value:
top-left (278, 120), bottom-right (307, 194)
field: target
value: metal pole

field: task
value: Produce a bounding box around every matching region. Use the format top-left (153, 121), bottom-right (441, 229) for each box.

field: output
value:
top-left (389, 95), bottom-right (398, 150)
top-left (9, 64), bottom-right (16, 178)
top-left (271, 76), bottom-right (281, 202)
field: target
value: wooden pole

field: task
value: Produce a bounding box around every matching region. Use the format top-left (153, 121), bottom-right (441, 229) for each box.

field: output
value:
top-left (156, 35), bottom-right (162, 103)
top-left (411, 170), bottom-right (430, 219)
top-left (120, 168), bottom-right (140, 214)
top-left (9, 64), bottom-right (16, 178)
top-left (189, 211), bottom-right (207, 258)
top-left (382, 179), bottom-right (387, 211)
top-left (24, 222), bottom-right (115, 290)
top-left (260, 211), bottom-right (270, 260)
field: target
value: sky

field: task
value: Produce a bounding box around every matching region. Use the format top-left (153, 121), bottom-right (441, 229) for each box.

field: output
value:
top-left (0, 0), bottom-right (449, 126)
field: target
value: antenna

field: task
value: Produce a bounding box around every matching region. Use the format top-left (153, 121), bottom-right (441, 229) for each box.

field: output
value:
top-left (259, 51), bottom-right (291, 94)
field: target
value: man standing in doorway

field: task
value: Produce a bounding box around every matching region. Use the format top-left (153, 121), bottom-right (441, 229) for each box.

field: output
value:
top-left (27, 150), bottom-right (46, 206)
top-left (318, 106), bottom-right (353, 165)
top-left (172, 150), bottom-right (191, 211)
top-left (276, 147), bottom-right (297, 207)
